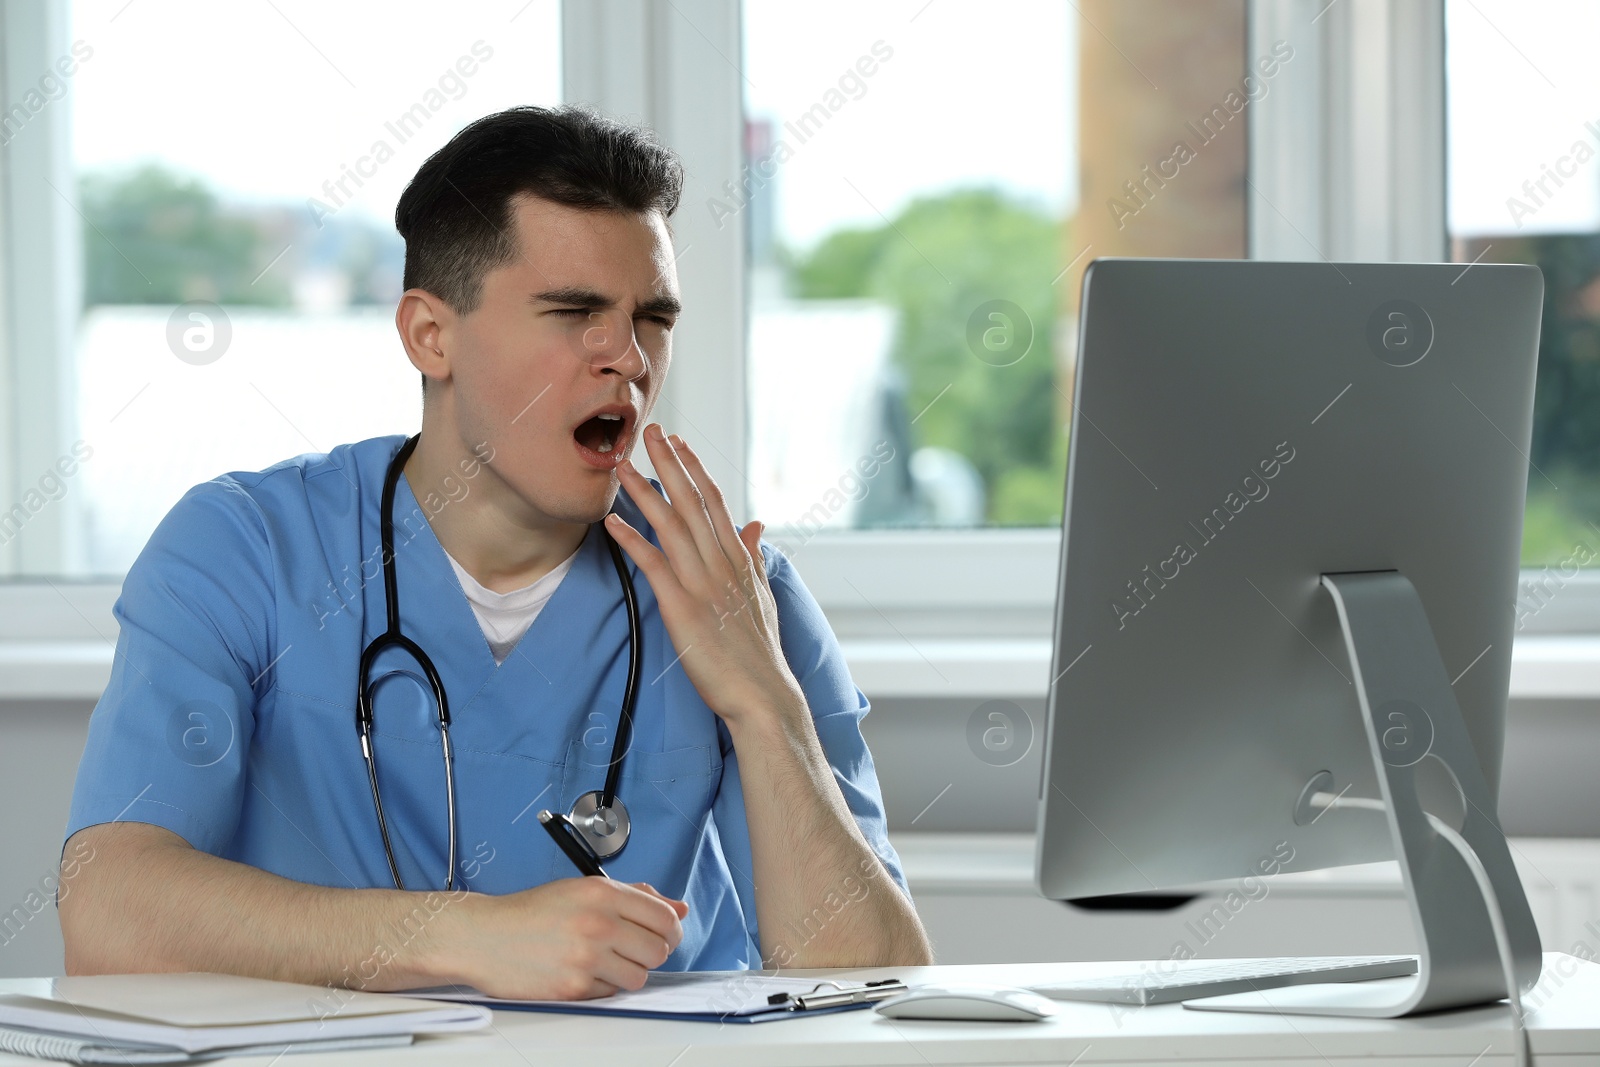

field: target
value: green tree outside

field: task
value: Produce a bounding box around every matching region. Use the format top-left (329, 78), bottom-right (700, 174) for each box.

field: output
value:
top-left (1487, 233), bottom-right (1600, 566)
top-left (80, 164), bottom-right (291, 308)
top-left (792, 188), bottom-right (1071, 526)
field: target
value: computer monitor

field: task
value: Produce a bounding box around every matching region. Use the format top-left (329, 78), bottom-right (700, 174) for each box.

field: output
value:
top-left (1035, 258), bottom-right (1545, 1016)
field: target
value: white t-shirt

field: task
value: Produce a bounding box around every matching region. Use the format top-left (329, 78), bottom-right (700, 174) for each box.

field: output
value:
top-left (445, 547), bottom-right (579, 665)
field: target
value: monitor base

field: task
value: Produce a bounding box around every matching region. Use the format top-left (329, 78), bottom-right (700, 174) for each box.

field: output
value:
top-left (1202, 571), bottom-right (1543, 1019)
top-left (1183, 975), bottom-right (1422, 1016)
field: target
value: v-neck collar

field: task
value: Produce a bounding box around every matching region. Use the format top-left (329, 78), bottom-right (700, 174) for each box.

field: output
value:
top-left (386, 472), bottom-right (630, 720)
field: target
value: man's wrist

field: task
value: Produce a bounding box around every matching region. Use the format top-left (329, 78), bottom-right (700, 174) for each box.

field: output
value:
top-left (722, 682), bottom-right (812, 746)
top-left (403, 888), bottom-right (484, 988)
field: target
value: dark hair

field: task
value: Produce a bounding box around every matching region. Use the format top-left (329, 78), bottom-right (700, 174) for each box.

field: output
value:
top-left (396, 105), bottom-right (683, 315)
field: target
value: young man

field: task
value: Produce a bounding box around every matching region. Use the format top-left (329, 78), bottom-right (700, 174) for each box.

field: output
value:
top-left (59, 105), bottom-right (931, 999)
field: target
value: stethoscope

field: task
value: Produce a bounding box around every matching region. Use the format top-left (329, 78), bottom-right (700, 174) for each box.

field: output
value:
top-left (356, 434), bottom-right (642, 890)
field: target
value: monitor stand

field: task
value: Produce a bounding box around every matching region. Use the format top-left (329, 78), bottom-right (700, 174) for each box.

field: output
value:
top-left (1188, 570), bottom-right (1542, 1018)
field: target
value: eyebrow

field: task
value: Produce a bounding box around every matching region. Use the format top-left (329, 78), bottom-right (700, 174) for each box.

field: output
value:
top-left (528, 286), bottom-right (682, 318)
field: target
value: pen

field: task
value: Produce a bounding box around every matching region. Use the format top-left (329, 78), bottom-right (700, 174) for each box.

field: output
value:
top-left (766, 980), bottom-right (907, 1010)
top-left (538, 810), bottom-right (611, 879)
top-left (794, 979), bottom-right (907, 1010)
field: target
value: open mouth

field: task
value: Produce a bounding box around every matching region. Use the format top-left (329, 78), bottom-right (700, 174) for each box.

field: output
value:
top-left (575, 413), bottom-right (626, 454)
top-left (572, 407), bottom-right (635, 469)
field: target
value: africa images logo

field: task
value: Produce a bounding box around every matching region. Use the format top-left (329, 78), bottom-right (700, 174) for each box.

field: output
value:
top-left (1365, 299), bottom-right (1434, 367)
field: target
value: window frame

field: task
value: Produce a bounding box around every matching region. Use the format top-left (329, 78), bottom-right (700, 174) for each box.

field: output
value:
top-left (0, 0), bottom-right (83, 579)
top-left (0, 0), bottom-right (1594, 661)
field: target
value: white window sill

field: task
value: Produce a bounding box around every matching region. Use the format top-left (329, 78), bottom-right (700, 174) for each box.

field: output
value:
top-left (893, 832), bottom-right (1409, 899)
top-left (0, 642), bottom-right (120, 701)
top-left (892, 832), bottom-right (1600, 899)
top-left (7, 634), bottom-right (1600, 703)
top-left (841, 635), bottom-right (1600, 701)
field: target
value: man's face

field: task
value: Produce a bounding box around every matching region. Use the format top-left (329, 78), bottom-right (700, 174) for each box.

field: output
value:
top-left (439, 194), bottom-right (679, 525)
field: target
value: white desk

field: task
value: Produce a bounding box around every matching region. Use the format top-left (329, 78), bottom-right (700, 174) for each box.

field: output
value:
top-left (7, 954), bottom-right (1589, 1066)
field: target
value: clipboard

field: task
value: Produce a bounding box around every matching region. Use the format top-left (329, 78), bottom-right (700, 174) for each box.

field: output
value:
top-left (404, 972), bottom-right (908, 1024)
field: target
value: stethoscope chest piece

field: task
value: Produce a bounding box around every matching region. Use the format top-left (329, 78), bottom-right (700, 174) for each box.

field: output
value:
top-left (568, 789), bottom-right (631, 860)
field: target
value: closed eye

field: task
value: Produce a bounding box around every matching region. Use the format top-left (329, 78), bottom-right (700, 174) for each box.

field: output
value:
top-left (548, 307), bottom-right (673, 328)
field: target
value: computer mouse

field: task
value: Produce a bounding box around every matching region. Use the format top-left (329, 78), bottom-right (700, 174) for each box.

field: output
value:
top-left (874, 983), bottom-right (1059, 1022)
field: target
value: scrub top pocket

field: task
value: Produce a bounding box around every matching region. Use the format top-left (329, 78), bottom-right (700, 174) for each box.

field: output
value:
top-left (554, 739), bottom-right (721, 895)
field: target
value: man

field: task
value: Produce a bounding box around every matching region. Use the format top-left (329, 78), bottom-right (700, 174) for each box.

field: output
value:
top-left (59, 105), bottom-right (931, 999)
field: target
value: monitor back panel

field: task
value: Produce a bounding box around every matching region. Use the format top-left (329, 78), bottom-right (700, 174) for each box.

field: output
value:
top-left (1036, 258), bottom-right (1543, 900)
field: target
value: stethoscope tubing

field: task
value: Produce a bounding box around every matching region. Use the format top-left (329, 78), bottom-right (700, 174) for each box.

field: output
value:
top-left (357, 434), bottom-right (637, 891)
top-left (600, 530), bottom-right (642, 809)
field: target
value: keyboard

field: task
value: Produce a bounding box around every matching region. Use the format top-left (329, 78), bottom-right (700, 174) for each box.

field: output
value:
top-left (1028, 955), bottom-right (1420, 1006)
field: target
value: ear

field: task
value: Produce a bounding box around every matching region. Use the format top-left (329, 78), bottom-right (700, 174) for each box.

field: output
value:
top-left (396, 288), bottom-right (454, 387)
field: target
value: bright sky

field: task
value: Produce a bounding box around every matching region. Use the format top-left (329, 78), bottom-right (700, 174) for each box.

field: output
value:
top-left (68, 0), bottom-right (1074, 251)
top-left (66, 0), bottom-right (1600, 248)
top-left (742, 0), bottom-right (1076, 250)
top-left (71, 0), bottom-right (562, 228)
top-left (1447, 0), bottom-right (1600, 237)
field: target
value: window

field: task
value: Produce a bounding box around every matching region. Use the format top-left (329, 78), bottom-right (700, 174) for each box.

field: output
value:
top-left (19, 0), bottom-right (559, 576)
top-left (5, 0), bottom-right (1591, 638)
top-left (741, 0), bottom-right (1250, 535)
top-left (1446, 0), bottom-right (1600, 568)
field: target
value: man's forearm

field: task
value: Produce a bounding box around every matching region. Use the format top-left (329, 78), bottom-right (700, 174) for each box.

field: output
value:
top-left (728, 694), bottom-right (933, 969)
top-left (60, 824), bottom-right (466, 991)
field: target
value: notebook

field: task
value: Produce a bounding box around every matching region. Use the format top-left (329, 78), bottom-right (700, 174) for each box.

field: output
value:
top-left (407, 970), bottom-right (901, 1023)
top-left (0, 973), bottom-right (491, 1058)
top-left (0, 1028), bottom-right (413, 1066)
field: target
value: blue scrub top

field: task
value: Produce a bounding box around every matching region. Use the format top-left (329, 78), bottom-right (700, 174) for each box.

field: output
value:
top-left (65, 435), bottom-right (908, 970)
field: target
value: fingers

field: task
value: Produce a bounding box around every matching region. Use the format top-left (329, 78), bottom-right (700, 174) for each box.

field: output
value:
top-left (604, 512), bottom-right (676, 596)
top-left (622, 427), bottom-right (766, 616)
top-left (668, 435), bottom-right (754, 579)
top-left (552, 881), bottom-right (682, 995)
top-left (488, 878), bottom-right (690, 1001)
top-left (606, 512), bottom-right (712, 654)
top-left (617, 458), bottom-right (713, 593)
top-left (611, 881), bottom-right (687, 949)
top-left (574, 977), bottom-right (620, 1000)
top-left (595, 953), bottom-right (649, 998)
top-left (633, 881), bottom-right (692, 919)
top-left (738, 519), bottom-right (771, 594)
top-left (605, 922), bottom-right (671, 978)
top-left (611, 428), bottom-right (777, 659)
top-left (587, 883), bottom-right (684, 991)
top-left (638, 425), bottom-right (725, 579)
